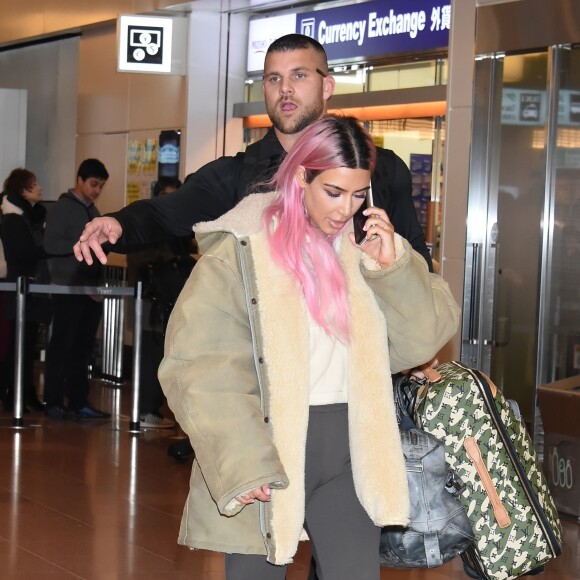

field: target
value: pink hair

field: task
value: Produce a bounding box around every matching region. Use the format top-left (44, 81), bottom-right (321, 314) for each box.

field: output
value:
top-left (262, 115), bottom-right (376, 342)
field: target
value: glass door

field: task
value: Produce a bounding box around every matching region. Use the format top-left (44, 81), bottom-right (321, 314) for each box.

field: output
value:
top-left (463, 46), bottom-right (580, 427)
top-left (464, 51), bottom-right (549, 424)
top-left (541, 46), bottom-right (580, 383)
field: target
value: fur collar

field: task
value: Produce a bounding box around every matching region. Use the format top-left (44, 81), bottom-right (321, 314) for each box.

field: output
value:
top-left (1, 195), bottom-right (24, 216)
top-left (194, 192), bottom-right (276, 247)
top-left (1, 193), bottom-right (46, 224)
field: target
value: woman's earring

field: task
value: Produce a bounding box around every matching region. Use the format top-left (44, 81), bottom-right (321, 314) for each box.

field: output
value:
top-left (300, 189), bottom-right (308, 216)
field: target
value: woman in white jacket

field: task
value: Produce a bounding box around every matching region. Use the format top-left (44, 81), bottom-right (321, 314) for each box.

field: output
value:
top-left (159, 115), bottom-right (460, 580)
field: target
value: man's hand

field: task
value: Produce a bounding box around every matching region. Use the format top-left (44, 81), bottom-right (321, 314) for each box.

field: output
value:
top-left (73, 217), bottom-right (122, 265)
top-left (401, 358), bottom-right (439, 379)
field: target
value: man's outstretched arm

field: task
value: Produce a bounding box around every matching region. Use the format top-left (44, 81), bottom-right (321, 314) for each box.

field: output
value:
top-left (74, 154), bottom-right (244, 264)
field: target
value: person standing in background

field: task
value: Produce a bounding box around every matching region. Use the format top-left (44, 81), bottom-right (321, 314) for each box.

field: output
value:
top-left (126, 176), bottom-right (196, 428)
top-left (0, 168), bottom-right (50, 412)
top-left (0, 234), bottom-right (8, 410)
top-left (43, 159), bottom-right (111, 420)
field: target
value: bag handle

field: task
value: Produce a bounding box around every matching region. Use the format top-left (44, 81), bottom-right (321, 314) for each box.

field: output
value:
top-left (420, 364), bottom-right (442, 383)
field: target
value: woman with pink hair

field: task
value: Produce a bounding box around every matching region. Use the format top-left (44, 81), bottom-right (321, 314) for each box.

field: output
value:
top-left (159, 115), bottom-right (460, 579)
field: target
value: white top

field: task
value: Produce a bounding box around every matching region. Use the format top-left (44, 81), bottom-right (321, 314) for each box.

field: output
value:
top-left (308, 313), bottom-right (348, 405)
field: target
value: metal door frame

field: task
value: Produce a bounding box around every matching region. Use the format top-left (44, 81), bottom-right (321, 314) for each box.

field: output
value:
top-left (461, 54), bottom-right (503, 375)
top-left (536, 46), bottom-right (561, 387)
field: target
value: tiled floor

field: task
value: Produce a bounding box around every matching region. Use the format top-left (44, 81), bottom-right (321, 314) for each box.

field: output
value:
top-left (0, 380), bottom-right (578, 579)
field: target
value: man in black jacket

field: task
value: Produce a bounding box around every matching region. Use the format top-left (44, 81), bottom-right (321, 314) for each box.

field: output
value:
top-left (73, 33), bottom-right (432, 580)
top-left (44, 159), bottom-right (112, 420)
top-left (73, 34), bottom-right (432, 272)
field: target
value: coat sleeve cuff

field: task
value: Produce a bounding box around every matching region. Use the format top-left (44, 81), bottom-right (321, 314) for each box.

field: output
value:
top-left (360, 234), bottom-right (408, 273)
top-left (219, 476), bottom-right (288, 516)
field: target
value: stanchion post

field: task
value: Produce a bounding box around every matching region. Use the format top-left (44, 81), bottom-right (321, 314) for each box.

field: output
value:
top-left (13, 276), bottom-right (27, 427)
top-left (129, 281), bottom-right (143, 432)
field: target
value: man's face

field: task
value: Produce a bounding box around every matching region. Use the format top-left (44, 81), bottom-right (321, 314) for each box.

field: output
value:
top-left (77, 176), bottom-right (107, 203)
top-left (263, 48), bottom-right (335, 136)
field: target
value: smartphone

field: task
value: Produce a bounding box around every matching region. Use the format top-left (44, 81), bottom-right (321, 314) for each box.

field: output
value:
top-left (353, 186), bottom-right (374, 245)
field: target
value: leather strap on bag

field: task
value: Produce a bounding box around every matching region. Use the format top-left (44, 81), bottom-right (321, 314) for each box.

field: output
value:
top-left (464, 437), bottom-right (511, 528)
top-left (424, 532), bottom-right (443, 567)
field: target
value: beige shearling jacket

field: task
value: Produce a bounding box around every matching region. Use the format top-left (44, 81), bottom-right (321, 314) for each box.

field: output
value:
top-left (158, 192), bottom-right (460, 565)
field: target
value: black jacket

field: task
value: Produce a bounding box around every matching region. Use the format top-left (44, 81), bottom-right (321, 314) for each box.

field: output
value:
top-left (44, 191), bottom-right (103, 286)
top-left (110, 129), bottom-right (432, 270)
top-left (0, 192), bottom-right (51, 323)
top-left (0, 192), bottom-right (48, 281)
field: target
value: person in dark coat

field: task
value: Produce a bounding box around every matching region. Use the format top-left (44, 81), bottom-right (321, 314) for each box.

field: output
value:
top-left (0, 168), bottom-right (50, 411)
top-left (43, 159), bottom-right (111, 420)
top-left (126, 176), bottom-right (197, 428)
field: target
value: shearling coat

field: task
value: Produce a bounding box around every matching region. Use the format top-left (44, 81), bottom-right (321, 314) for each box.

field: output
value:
top-left (159, 192), bottom-right (460, 565)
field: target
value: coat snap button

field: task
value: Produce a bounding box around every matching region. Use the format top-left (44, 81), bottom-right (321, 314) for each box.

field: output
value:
top-left (264, 416), bottom-right (269, 423)
top-left (241, 240), bottom-right (247, 246)
top-left (258, 357), bottom-right (264, 364)
top-left (266, 532), bottom-right (272, 539)
top-left (251, 298), bottom-right (257, 304)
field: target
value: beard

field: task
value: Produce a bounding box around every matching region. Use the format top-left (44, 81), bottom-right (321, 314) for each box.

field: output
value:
top-left (267, 98), bottom-right (325, 135)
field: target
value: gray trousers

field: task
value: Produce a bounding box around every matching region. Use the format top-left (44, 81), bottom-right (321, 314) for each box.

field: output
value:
top-left (225, 404), bottom-right (381, 580)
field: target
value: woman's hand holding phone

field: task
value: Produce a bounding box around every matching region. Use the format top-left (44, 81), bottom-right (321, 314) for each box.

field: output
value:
top-left (350, 194), bottom-right (396, 268)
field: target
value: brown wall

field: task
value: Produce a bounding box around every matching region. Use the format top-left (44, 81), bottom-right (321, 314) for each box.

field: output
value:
top-left (476, 0), bottom-right (580, 54)
top-left (77, 22), bottom-right (187, 216)
top-left (0, 0), bottom-right (180, 47)
top-left (78, 23), bottom-right (187, 136)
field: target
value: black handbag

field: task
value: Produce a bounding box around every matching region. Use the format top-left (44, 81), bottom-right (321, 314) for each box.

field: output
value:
top-left (379, 374), bottom-right (475, 569)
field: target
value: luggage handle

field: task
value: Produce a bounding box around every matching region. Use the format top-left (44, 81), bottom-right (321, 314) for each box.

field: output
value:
top-left (421, 365), bottom-right (441, 383)
top-left (464, 437), bottom-right (511, 529)
top-left (421, 364), bottom-right (498, 398)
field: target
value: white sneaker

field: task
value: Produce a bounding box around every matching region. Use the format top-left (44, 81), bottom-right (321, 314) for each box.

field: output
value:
top-left (139, 413), bottom-right (175, 429)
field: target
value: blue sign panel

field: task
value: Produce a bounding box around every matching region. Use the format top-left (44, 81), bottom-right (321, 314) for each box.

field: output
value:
top-left (296, 0), bottom-right (451, 62)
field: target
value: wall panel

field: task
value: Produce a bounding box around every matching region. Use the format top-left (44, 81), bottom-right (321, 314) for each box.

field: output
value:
top-left (77, 20), bottom-right (187, 214)
top-left (77, 24), bottom-right (130, 135)
top-left (0, 38), bottom-right (78, 200)
top-left (476, 0), bottom-right (580, 54)
top-left (0, 0), bottom-right (184, 47)
top-left (0, 89), bottom-right (27, 182)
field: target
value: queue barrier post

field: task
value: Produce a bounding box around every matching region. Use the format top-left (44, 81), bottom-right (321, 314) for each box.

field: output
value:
top-left (1, 280), bottom-right (141, 433)
top-left (12, 276), bottom-right (27, 427)
top-left (129, 281), bottom-right (143, 432)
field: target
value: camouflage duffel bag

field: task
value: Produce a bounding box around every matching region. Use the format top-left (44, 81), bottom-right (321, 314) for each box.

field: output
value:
top-left (414, 361), bottom-right (563, 580)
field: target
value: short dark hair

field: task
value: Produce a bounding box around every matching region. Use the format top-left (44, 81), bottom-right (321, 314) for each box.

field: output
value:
top-left (77, 158), bottom-right (109, 182)
top-left (3, 168), bottom-right (36, 197)
top-left (154, 176), bottom-right (182, 196)
top-left (266, 34), bottom-right (328, 68)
